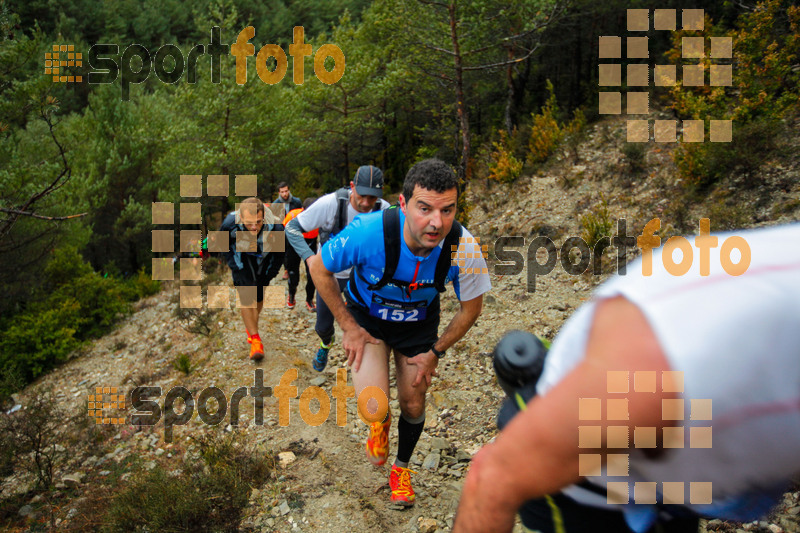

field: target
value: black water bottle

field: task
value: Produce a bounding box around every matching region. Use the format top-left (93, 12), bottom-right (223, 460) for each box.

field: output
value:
top-left (493, 330), bottom-right (549, 430)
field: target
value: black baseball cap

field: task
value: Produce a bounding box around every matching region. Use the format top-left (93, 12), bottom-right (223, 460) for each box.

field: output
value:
top-left (353, 165), bottom-right (384, 197)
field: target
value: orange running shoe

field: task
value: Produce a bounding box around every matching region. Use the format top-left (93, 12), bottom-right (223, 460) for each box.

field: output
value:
top-left (365, 413), bottom-right (391, 466)
top-left (389, 464), bottom-right (416, 506)
top-left (249, 337), bottom-right (264, 361)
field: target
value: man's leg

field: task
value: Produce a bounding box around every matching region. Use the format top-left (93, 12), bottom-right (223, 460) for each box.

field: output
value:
top-left (352, 340), bottom-right (392, 465)
top-left (393, 351), bottom-right (428, 468)
top-left (240, 306), bottom-right (259, 334)
top-left (314, 278), bottom-right (344, 345)
top-left (281, 243), bottom-right (290, 279)
top-left (238, 288), bottom-right (265, 333)
top-left (311, 278), bottom-right (346, 371)
top-left (286, 247), bottom-right (300, 307)
top-left (304, 239), bottom-right (318, 307)
top-left (236, 285), bottom-right (265, 360)
top-left (386, 349), bottom-right (428, 506)
top-left (351, 340), bottom-right (391, 419)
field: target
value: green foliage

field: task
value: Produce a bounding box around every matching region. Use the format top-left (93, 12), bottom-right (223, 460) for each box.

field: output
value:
top-left (126, 267), bottom-right (162, 300)
top-left (580, 198), bottom-right (612, 250)
top-left (0, 301), bottom-right (82, 383)
top-left (727, 0), bottom-right (800, 122)
top-left (674, 118), bottom-right (785, 192)
top-left (103, 431), bottom-right (274, 532)
top-left (291, 167), bottom-right (318, 201)
top-left (488, 130), bottom-right (523, 183)
top-left (173, 353), bottom-right (194, 375)
top-left (621, 142), bottom-right (647, 174)
top-left (526, 82), bottom-right (588, 167)
top-left (668, 0), bottom-right (800, 190)
top-left (527, 81), bottom-right (564, 165)
top-left (0, 246), bottom-right (141, 388)
top-left (293, 12), bottom-right (400, 186)
top-left (368, 0), bottom-right (560, 179)
top-left (562, 108), bottom-right (588, 161)
top-left (580, 197), bottom-right (613, 275)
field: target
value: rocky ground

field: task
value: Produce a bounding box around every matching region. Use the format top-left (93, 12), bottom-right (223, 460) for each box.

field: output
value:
top-left (2, 115), bottom-right (799, 532)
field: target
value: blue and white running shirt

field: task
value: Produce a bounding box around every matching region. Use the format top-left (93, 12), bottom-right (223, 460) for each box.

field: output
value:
top-left (321, 210), bottom-right (491, 316)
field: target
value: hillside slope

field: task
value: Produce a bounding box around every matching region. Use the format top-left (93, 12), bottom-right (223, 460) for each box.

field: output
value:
top-left (2, 115), bottom-right (799, 532)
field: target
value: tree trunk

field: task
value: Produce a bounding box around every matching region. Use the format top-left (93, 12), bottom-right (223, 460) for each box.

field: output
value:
top-left (504, 45), bottom-right (514, 133)
top-left (343, 88), bottom-right (350, 186)
top-left (448, 1), bottom-right (471, 181)
top-left (221, 104), bottom-right (231, 212)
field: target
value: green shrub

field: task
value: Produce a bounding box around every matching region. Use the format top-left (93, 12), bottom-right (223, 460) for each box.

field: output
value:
top-left (667, 1), bottom-right (799, 192)
top-left (46, 272), bottom-right (131, 339)
top-left (675, 118), bottom-right (784, 191)
top-left (125, 267), bottom-right (161, 300)
top-left (0, 300), bottom-right (82, 382)
top-left (0, 245), bottom-right (143, 393)
top-left (621, 142), bottom-right (647, 174)
top-left (527, 81), bottom-right (563, 165)
top-left (488, 130), bottom-right (523, 183)
top-left (526, 83), bottom-right (587, 167)
top-left (104, 431), bottom-right (274, 533)
top-left (562, 108), bottom-right (588, 161)
top-left (40, 245), bottom-right (94, 292)
top-left (580, 198), bottom-right (613, 274)
top-left (173, 353), bottom-right (193, 375)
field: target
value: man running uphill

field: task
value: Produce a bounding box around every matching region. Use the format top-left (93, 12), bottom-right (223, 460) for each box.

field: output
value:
top-left (308, 159), bottom-right (491, 506)
top-left (286, 166), bottom-right (391, 371)
top-left (219, 198), bottom-right (284, 361)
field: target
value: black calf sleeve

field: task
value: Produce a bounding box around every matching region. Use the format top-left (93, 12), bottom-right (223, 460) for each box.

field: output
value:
top-left (396, 413), bottom-right (425, 464)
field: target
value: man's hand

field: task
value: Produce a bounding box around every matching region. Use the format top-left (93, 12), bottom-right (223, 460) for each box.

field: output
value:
top-left (406, 350), bottom-right (439, 387)
top-left (342, 325), bottom-right (380, 372)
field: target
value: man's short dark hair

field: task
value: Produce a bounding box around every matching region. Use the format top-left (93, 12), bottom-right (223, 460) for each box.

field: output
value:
top-left (303, 197), bottom-right (317, 209)
top-left (277, 182), bottom-right (289, 190)
top-left (402, 158), bottom-right (459, 201)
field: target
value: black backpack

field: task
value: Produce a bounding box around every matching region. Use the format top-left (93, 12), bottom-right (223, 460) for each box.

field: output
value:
top-left (363, 206), bottom-right (463, 295)
top-left (318, 187), bottom-right (384, 244)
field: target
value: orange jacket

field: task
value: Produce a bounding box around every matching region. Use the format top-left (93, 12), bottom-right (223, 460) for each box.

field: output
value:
top-left (284, 208), bottom-right (319, 239)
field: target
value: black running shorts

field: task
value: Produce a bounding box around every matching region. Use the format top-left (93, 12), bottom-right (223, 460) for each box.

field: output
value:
top-left (344, 291), bottom-right (440, 357)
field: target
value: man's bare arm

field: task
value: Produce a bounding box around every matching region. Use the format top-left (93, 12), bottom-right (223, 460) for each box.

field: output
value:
top-left (453, 296), bottom-right (672, 532)
top-left (406, 295), bottom-right (484, 387)
top-left (307, 254), bottom-right (378, 370)
top-left (435, 294), bottom-right (483, 351)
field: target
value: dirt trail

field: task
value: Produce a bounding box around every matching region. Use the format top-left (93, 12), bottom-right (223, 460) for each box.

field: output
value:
top-left (6, 116), bottom-right (800, 532)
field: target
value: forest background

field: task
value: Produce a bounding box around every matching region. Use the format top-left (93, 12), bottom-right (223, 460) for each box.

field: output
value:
top-left (0, 0), bottom-right (798, 397)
